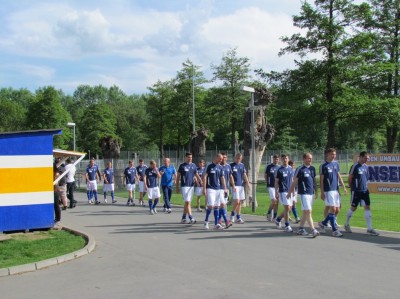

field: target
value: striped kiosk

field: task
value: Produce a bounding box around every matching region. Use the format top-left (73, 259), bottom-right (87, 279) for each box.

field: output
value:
top-left (0, 129), bottom-right (61, 232)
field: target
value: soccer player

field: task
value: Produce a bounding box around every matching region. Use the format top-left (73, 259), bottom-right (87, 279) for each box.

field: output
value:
top-left (274, 154), bottom-right (294, 232)
top-left (287, 152), bottom-right (319, 237)
top-left (102, 161), bottom-right (116, 204)
top-left (195, 160), bottom-right (206, 212)
top-left (318, 148), bottom-right (347, 237)
top-left (144, 160), bottom-right (161, 215)
top-left (218, 152), bottom-right (234, 228)
top-left (265, 154), bottom-right (280, 221)
top-left (124, 160), bottom-right (139, 206)
top-left (136, 159), bottom-right (147, 206)
top-left (175, 153), bottom-right (202, 224)
top-left (230, 153), bottom-right (250, 224)
top-left (203, 153), bottom-right (227, 230)
top-left (344, 151), bottom-right (379, 236)
top-left (159, 157), bottom-right (176, 213)
top-left (86, 158), bottom-right (100, 204)
top-left (288, 160), bottom-right (300, 223)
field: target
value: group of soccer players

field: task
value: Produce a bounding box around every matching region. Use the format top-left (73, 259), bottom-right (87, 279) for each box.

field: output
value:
top-left (264, 148), bottom-right (379, 237)
top-left (84, 148), bottom-right (379, 236)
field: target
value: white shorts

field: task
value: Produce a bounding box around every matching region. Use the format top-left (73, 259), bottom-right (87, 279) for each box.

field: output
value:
top-left (87, 180), bottom-right (97, 191)
top-left (126, 183), bottom-right (136, 191)
top-left (324, 190), bottom-right (340, 207)
top-left (300, 194), bottom-right (314, 211)
top-left (195, 187), bottom-right (203, 197)
top-left (181, 186), bottom-right (194, 202)
top-left (268, 187), bottom-right (275, 201)
top-left (232, 186), bottom-right (245, 200)
top-left (207, 189), bottom-right (221, 207)
top-left (147, 187), bottom-right (160, 199)
top-left (219, 190), bottom-right (229, 205)
top-left (139, 181), bottom-right (145, 193)
top-left (279, 192), bottom-right (292, 206)
top-left (103, 183), bottom-right (114, 192)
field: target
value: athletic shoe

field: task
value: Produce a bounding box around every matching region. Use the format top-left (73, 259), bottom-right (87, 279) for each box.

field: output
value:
top-left (197, 208), bottom-right (203, 212)
top-left (332, 230), bottom-right (343, 237)
top-left (225, 221), bottom-right (232, 229)
top-left (312, 229), bottom-right (320, 238)
top-left (367, 229), bottom-right (379, 236)
top-left (126, 199), bottom-right (130, 206)
top-left (112, 200), bottom-right (117, 204)
top-left (153, 208), bottom-right (157, 214)
top-left (190, 219), bottom-right (197, 224)
top-left (275, 219), bottom-right (282, 229)
top-left (204, 222), bottom-right (209, 230)
top-left (214, 224), bottom-right (224, 230)
top-left (88, 200), bottom-right (93, 205)
top-left (180, 219), bottom-right (187, 224)
top-left (150, 210), bottom-right (154, 215)
top-left (295, 217), bottom-right (301, 224)
top-left (344, 224), bottom-right (352, 233)
top-left (266, 214), bottom-right (272, 222)
top-left (95, 201), bottom-right (100, 205)
top-left (104, 199), bottom-right (108, 204)
top-left (236, 218), bottom-right (245, 224)
top-left (318, 222), bottom-right (326, 233)
top-left (231, 216), bottom-right (235, 223)
top-left (284, 226), bottom-right (293, 233)
top-left (297, 228), bottom-right (308, 236)
top-left (167, 208), bottom-right (172, 214)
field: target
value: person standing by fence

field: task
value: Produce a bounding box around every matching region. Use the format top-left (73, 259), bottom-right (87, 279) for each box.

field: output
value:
top-left (159, 157), bottom-right (176, 214)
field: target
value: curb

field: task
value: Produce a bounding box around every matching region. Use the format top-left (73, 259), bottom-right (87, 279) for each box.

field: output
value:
top-left (0, 225), bottom-right (95, 277)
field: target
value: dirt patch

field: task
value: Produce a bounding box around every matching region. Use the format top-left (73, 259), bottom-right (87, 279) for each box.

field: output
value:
top-left (10, 232), bottom-right (54, 241)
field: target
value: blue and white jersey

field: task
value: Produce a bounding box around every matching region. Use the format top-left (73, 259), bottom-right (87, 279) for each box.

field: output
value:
top-left (205, 163), bottom-right (224, 190)
top-left (275, 165), bottom-right (293, 193)
top-left (144, 167), bottom-right (159, 188)
top-left (136, 164), bottom-right (147, 182)
top-left (319, 161), bottom-right (339, 191)
top-left (221, 164), bottom-right (232, 188)
top-left (265, 163), bottom-right (279, 187)
top-left (349, 162), bottom-right (368, 192)
top-left (295, 165), bottom-right (316, 195)
top-left (103, 167), bottom-right (114, 184)
top-left (159, 165), bottom-right (176, 187)
top-left (177, 162), bottom-right (198, 187)
top-left (124, 167), bottom-right (137, 184)
top-left (230, 162), bottom-right (247, 187)
top-left (195, 166), bottom-right (205, 187)
top-left (86, 164), bottom-right (99, 181)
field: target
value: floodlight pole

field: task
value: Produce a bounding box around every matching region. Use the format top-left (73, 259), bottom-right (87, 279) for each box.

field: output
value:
top-left (67, 122), bottom-right (76, 151)
top-left (241, 86), bottom-right (257, 212)
top-left (183, 62), bottom-right (196, 133)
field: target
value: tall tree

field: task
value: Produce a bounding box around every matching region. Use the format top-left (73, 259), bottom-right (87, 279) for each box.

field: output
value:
top-left (211, 48), bottom-right (252, 151)
top-left (26, 86), bottom-right (71, 148)
top-left (0, 88), bottom-right (32, 132)
top-left (279, 0), bottom-right (368, 148)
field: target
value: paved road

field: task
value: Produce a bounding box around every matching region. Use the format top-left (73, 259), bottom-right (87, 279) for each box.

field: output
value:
top-left (1, 192), bottom-right (399, 299)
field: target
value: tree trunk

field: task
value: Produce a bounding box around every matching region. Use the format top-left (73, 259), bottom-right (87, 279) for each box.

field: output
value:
top-left (190, 128), bottom-right (208, 164)
top-left (242, 103), bottom-right (274, 208)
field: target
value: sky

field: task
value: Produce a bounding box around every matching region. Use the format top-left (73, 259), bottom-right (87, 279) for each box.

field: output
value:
top-left (0, 0), bottom-right (305, 95)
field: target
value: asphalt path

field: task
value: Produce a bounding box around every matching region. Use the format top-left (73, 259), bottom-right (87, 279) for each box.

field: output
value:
top-left (1, 192), bottom-right (399, 299)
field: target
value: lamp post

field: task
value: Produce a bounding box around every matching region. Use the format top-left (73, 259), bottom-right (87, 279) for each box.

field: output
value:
top-left (241, 86), bottom-right (257, 212)
top-left (182, 62), bottom-right (196, 133)
top-left (66, 122), bottom-right (76, 151)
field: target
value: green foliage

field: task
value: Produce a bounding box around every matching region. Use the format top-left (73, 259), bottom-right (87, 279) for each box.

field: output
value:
top-left (0, 88), bottom-right (31, 132)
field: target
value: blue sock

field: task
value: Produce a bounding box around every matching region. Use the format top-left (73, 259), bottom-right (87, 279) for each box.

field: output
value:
top-left (103, 192), bottom-right (107, 199)
top-left (111, 192), bottom-right (114, 200)
top-left (214, 209), bottom-right (219, 225)
top-left (148, 200), bottom-right (153, 211)
top-left (188, 214), bottom-right (193, 220)
top-left (231, 211), bottom-right (235, 217)
top-left (152, 199), bottom-right (158, 209)
top-left (237, 214), bottom-right (241, 219)
top-left (276, 216), bottom-right (281, 222)
top-left (205, 208), bottom-right (212, 222)
top-left (329, 213), bottom-right (336, 231)
top-left (292, 205), bottom-right (298, 218)
top-left (285, 221), bottom-right (289, 227)
top-left (182, 213), bottom-right (187, 220)
top-left (267, 208), bottom-right (272, 215)
top-left (220, 207), bottom-right (227, 223)
top-left (322, 214), bottom-right (330, 226)
top-left (87, 191), bottom-right (91, 200)
top-left (273, 211), bottom-right (277, 219)
top-left (93, 191), bottom-right (98, 201)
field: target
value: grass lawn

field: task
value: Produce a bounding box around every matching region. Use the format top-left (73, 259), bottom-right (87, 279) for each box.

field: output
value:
top-left (111, 183), bottom-right (400, 232)
top-left (0, 230), bottom-right (86, 268)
